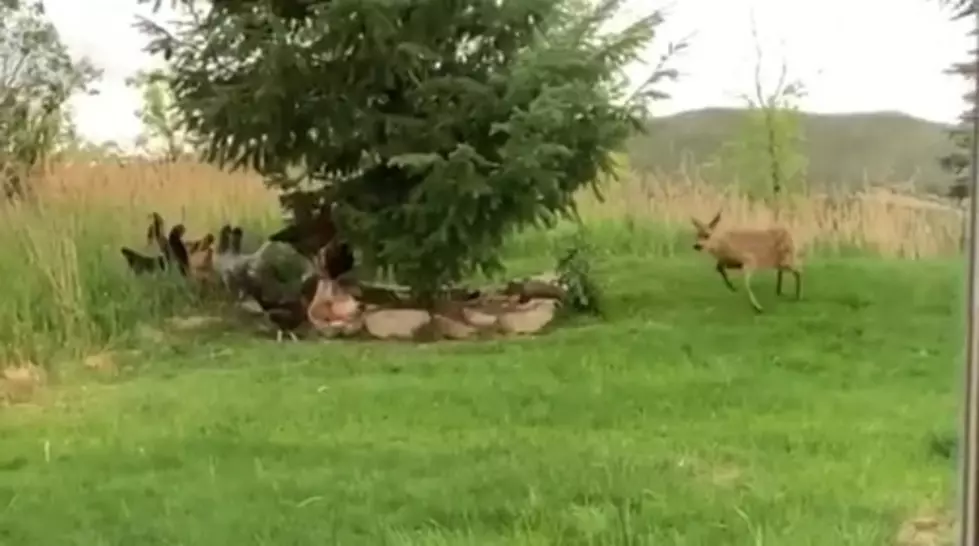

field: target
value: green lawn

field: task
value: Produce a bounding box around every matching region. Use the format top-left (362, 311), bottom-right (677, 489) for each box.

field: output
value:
top-left (0, 256), bottom-right (964, 545)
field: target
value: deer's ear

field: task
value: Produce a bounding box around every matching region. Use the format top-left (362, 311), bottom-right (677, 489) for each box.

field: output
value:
top-left (690, 217), bottom-right (705, 231)
top-left (708, 211), bottom-right (722, 229)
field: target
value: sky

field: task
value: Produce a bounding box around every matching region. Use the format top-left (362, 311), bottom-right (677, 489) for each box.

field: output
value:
top-left (41, 0), bottom-right (976, 150)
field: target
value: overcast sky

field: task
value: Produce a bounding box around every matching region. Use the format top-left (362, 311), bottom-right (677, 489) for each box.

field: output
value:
top-left (42, 0), bottom-right (974, 149)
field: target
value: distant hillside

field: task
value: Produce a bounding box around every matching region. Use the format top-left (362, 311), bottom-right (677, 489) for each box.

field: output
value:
top-left (626, 108), bottom-right (960, 195)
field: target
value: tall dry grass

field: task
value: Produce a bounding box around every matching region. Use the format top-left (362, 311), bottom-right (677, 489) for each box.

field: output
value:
top-left (0, 160), bottom-right (280, 367)
top-left (0, 159), bottom-right (963, 367)
top-left (579, 171), bottom-right (963, 259)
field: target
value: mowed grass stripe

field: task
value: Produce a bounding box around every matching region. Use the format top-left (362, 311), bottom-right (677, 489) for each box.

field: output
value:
top-left (0, 258), bottom-right (962, 545)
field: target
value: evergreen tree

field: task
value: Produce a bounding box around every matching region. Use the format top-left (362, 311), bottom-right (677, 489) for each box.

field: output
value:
top-left (134, 0), bottom-right (679, 302)
top-left (939, 0), bottom-right (977, 200)
top-left (941, 0), bottom-right (976, 16)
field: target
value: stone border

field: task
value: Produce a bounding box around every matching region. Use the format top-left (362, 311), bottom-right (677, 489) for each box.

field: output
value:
top-left (310, 273), bottom-right (568, 342)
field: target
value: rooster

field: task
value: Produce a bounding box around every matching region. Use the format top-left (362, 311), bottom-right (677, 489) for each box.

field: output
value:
top-left (212, 225), bottom-right (314, 306)
top-left (321, 239), bottom-right (355, 281)
top-left (267, 205), bottom-right (356, 280)
top-left (241, 271), bottom-right (320, 342)
top-left (267, 207), bottom-right (337, 258)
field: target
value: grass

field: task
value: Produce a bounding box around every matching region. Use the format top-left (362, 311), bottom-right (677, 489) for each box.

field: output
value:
top-left (0, 159), bottom-right (964, 365)
top-left (0, 255), bottom-right (961, 545)
top-left (0, 159), bottom-right (967, 544)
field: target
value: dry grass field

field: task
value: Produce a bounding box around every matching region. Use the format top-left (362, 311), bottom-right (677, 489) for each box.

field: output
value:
top-left (0, 158), bottom-right (964, 364)
top-left (0, 159), bottom-right (965, 545)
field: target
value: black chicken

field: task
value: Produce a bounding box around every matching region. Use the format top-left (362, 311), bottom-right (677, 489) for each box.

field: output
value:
top-left (323, 240), bottom-right (355, 280)
top-left (166, 224), bottom-right (191, 277)
top-left (120, 212), bottom-right (172, 275)
top-left (146, 212), bottom-right (167, 253)
top-left (119, 247), bottom-right (167, 274)
top-left (267, 209), bottom-right (337, 258)
top-left (240, 272), bottom-right (320, 342)
top-left (267, 207), bottom-right (355, 279)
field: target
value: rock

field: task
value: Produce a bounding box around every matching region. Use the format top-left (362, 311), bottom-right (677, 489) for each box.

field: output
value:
top-left (308, 278), bottom-right (362, 333)
top-left (497, 298), bottom-right (558, 335)
top-left (461, 306), bottom-right (498, 328)
top-left (363, 308), bottom-right (432, 340)
top-left (335, 315), bottom-right (365, 337)
top-left (431, 313), bottom-right (478, 340)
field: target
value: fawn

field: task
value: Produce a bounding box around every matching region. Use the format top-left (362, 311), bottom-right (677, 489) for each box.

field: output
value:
top-left (691, 212), bottom-right (802, 313)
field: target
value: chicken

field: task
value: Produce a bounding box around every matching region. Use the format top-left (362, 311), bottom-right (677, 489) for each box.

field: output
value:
top-left (267, 205), bottom-right (356, 279)
top-left (267, 207), bottom-right (337, 258)
top-left (119, 247), bottom-right (167, 274)
top-left (146, 212), bottom-right (167, 254)
top-left (213, 224), bottom-right (243, 296)
top-left (166, 224), bottom-right (191, 276)
top-left (211, 225), bottom-right (314, 309)
top-left (121, 212), bottom-right (174, 275)
top-left (240, 262), bottom-right (320, 342)
top-left (248, 242), bottom-right (362, 341)
top-left (322, 239), bottom-right (355, 281)
top-left (186, 233), bottom-right (216, 282)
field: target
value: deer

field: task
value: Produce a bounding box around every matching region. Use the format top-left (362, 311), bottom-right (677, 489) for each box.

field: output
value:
top-left (691, 211), bottom-right (802, 313)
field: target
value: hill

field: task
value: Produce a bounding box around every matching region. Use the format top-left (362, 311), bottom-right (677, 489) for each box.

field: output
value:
top-left (626, 108), bottom-right (960, 195)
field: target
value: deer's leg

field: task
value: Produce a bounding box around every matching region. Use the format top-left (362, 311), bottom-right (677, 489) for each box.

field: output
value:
top-left (791, 268), bottom-right (802, 300)
top-left (716, 262), bottom-right (737, 292)
top-left (776, 269), bottom-right (784, 295)
top-left (743, 268), bottom-right (763, 313)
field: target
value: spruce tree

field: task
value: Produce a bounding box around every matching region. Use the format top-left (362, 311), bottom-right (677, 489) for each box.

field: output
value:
top-left (135, 0), bottom-right (678, 302)
top-left (939, 0), bottom-right (977, 200)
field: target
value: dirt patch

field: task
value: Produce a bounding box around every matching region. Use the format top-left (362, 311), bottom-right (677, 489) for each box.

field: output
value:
top-left (136, 324), bottom-right (168, 343)
top-left (677, 455), bottom-right (745, 489)
top-left (896, 509), bottom-right (956, 546)
top-left (704, 463), bottom-right (742, 488)
top-left (165, 314), bottom-right (225, 331)
top-left (81, 350), bottom-right (142, 378)
top-left (83, 352), bottom-right (119, 375)
top-left (1, 363), bottom-right (46, 405)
